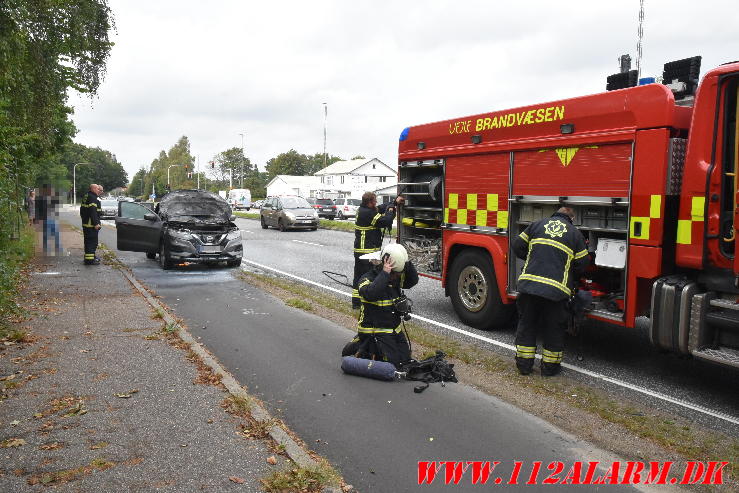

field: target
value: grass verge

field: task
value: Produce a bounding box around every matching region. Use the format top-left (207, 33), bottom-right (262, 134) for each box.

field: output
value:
top-left (0, 225), bottom-right (35, 338)
top-left (234, 211), bottom-right (396, 235)
top-left (260, 459), bottom-right (341, 493)
top-left (239, 270), bottom-right (739, 487)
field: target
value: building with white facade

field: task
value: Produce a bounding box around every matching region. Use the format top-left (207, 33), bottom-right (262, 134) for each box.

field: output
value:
top-left (314, 158), bottom-right (397, 199)
top-left (265, 175), bottom-right (321, 198)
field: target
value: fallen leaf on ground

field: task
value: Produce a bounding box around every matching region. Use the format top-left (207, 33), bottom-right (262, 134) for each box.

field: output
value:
top-left (114, 389), bottom-right (139, 398)
top-left (266, 456), bottom-right (277, 465)
top-left (10, 420), bottom-right (20, 426)
top-left (1, 438), bottom-right (26, 448)
top-left (229, 476), bottom-right (246, 484)
top-left (63, 400), bottom-right (87, 417)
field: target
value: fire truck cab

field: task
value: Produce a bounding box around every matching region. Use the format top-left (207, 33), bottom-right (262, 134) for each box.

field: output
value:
top-left (397, 57), bottom-right (739, 369)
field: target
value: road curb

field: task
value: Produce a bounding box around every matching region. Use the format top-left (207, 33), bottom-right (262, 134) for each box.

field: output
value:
top-left (115, 266), bottom-right (344, 493)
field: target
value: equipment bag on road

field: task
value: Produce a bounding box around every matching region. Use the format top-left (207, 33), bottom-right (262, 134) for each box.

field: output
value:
top-left (399, 351), bottom-right (457, 393)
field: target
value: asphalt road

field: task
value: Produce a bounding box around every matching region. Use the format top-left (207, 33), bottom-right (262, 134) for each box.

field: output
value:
top-left (67, 213), bottom-right (642, 492)
top-left (232, 217), bottom-right (739, 432)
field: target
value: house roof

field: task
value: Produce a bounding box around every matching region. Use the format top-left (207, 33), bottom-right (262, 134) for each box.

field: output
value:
top-left (314, 158), bottom-right (393, 176)
top-left (266, 175), bottom-right (321, 188)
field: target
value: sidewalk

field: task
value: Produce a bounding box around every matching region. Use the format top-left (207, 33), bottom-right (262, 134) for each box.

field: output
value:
top-left (0, 226), bottom-right (308, 492)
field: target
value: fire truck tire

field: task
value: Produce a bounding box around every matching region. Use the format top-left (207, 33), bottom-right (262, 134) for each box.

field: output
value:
top-left (449, 249), bottom-right (513, 329)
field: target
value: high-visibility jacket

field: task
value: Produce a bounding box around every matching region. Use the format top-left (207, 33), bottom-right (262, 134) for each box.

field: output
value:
top-left (357, 262), bottom-right (419, 334)
top-left (513, 212), bottom-right (590, 302)
top-left (353, 204), bottom-right (396, 254)
top-left (80, 190), bottom-right (101, 228)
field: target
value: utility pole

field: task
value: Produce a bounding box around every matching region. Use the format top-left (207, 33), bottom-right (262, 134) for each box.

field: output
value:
top-left (167, 164), bottom-right (182, 190)
top-left (322, 102), bottom-right (328, 169)
top-left (197, 155), bottom-right (200, 189)
top-left (239, 133), bottom-right (245, 188)
top-left (636, 0), bottom-right (645, 80)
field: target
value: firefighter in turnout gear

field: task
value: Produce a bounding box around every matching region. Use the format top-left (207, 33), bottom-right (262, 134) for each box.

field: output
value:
top-left (512, 207), bottom-right (590, 376)
top-left (80, 184), bottom-right (103, 265)
top-left (342, 243), bottom-right (419, 367)
top-left (352, 192), bottom-right (404, 308)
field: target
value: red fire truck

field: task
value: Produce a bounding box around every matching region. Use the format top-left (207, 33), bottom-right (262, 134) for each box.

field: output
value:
top-left (397, 57), bottom-right (739, 369)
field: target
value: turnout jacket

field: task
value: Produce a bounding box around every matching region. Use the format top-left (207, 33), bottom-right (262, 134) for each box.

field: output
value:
top-left (357, 262), bottom-right (419, 333)
top-left (354, 204), bottom-right (396, 254)
top-left (513, 212), bottom-right (590, 302)
top-left (80, 190), bottom-right (102, 228)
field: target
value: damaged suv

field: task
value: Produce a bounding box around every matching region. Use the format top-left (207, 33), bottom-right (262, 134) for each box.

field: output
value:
top-left (116, 190), bottom-right (243, 269)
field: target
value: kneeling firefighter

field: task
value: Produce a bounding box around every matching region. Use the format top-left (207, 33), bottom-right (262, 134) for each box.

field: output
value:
top-left (342, 243), bottom-right (418, 367)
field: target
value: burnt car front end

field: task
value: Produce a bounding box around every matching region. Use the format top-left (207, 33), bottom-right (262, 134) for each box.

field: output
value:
top-left (164, 222), bottom-right (242, 264)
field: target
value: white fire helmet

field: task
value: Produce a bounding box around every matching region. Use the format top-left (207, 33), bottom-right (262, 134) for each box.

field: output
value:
top-left (381, 243), bottom-right (408, 272)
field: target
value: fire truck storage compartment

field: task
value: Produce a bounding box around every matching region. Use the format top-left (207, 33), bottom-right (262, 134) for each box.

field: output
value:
top-left (508, 197), bottom-right (628, 319)
top-left (398, 160), bottom-right (444, 275)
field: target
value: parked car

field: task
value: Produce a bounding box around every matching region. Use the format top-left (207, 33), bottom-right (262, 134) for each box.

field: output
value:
top-left (100, 199), bottom-right (118, 219)
top-left (251, 199), bottom-right (265, 209)
top-left (260, 196), bottom-right (318, 231)
top-left (333, 198), bottom-right (361, 220)
top-left (305, 197), bottom-right (337, 219)
top-left (115, 189), bottom-right (243, 270)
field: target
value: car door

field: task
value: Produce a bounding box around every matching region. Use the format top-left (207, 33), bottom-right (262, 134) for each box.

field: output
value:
top-left (116, 201), bottom-right (163, 252)
top-left (262, 198), bottom-right (274, 225)
top-left (273, 198), bottom-right (283, 225)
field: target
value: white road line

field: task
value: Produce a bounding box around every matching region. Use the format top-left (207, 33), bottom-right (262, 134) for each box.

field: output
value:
top-left (292, 240), bottom-right (324, 247)
top-left (243, 258), bottom-right (739, 426)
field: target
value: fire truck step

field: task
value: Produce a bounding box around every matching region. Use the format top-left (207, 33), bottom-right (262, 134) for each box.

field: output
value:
top-left (709, 298), bottom-right (739, 310)
top-left (692, 346), bottom-right (739, 368)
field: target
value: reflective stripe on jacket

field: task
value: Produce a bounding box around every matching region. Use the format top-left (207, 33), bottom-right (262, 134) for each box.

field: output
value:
top-left (512, 212), bottom-right (589, 302)
top-left (80, 191), bottom-right (102, 228)
top-left (354, 204), bottom-right (395, 253)
top-left (357, 262), bottom-right (419, 333)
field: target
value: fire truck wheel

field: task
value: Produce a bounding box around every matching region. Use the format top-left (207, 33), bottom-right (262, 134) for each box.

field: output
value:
top-left (449, 249), bottom-right (513, 329)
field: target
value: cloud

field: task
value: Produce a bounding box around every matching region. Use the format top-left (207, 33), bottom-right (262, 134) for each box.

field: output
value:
top-left (67, 0), bottom-right (739, 180)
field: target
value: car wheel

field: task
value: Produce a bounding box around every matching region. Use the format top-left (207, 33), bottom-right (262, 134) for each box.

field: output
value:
top-left (278, 219), bottom-right (287, 232)
top-left (310, 227), bottom-right (318, 231)
top-left (159, 242), bottom-right (173, 270)
top-left (146, 251), bottom-right (156, 259)
top-left (448, 249), bottom-right (513, 329)
top-left (227, 259), bottom-right (242, 267)
top-left (260, 216), bottom-right (268, 229)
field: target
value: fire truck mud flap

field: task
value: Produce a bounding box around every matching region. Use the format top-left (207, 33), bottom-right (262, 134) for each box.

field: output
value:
top-left (650, 275), bottom-right (699, 354)
top-left (448, 249), bottom-right (514, 330)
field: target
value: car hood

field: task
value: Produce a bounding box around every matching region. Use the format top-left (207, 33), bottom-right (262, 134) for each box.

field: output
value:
top-left (158, 190), bottom-right (232, 223)
top-left (284, 207), bottom-right (316, 215)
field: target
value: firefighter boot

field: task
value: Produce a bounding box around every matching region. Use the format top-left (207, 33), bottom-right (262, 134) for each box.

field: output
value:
top-left (541, 361), bottom-right (561, 377)
top-left (515, 356), bottom-right (534, 375)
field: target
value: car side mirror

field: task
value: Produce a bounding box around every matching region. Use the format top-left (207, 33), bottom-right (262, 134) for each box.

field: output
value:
top-left (230, 215), bottom-right (236, 221)
top-left (144, 213), bottom-right (157, 221)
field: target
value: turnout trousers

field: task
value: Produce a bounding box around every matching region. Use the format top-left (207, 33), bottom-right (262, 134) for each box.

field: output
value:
top-left (514, 293), bottom-right (568, 375)
top-left (352, 253), bottom-right (372, 308)
top-left (82, 227), bottom-right (99, 264)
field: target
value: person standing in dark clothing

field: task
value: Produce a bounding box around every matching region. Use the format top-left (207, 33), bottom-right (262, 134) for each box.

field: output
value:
top-left (80, 184), bottom-right (103, 265)
top-left (511, 207), bottom-right (590, 376)
top-left (352, 192), bottom-right (404, 308)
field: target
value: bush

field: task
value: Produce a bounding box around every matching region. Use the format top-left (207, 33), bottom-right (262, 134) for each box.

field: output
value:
top-left (0, 225), bottom-right (35, 337)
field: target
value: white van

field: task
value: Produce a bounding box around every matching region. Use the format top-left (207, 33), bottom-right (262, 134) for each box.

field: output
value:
top-left (227, 189), bottom-right (252, 210)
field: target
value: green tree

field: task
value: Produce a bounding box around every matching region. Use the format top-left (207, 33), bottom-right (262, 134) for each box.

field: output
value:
top-left (0, 0), bottom-right (114, 240)
top-left (61, 142), bottom-right (127, 200)
top-left (213, 147), bottom-right (255, 186)
top-left (141, 136), bottom-right (195, 198)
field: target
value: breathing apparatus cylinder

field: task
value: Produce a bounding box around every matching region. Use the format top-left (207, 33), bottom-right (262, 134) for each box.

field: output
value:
top-left (341, 356), bottom-right (397, 381)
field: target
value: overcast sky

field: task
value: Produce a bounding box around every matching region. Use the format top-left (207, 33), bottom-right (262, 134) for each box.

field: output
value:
top-left (68, 0), bottom-right (739, 181)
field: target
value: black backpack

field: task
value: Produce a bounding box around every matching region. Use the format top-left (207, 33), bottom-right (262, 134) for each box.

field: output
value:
top-left (399, 350), bottom-right (457, 393)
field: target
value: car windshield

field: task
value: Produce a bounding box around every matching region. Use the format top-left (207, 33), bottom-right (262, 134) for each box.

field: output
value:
top-left (282, 197), bottom-right (311, 209)
top-left (347, 199), bottom-right (360, 206)
top-left (101, 200), bottom-right (118, 207)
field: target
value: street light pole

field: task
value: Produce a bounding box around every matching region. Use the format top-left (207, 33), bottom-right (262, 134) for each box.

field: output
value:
top-left (238, 133), bottom-right (245, 189)
top-left (73, 162), bottom-right (92, 206)
top-left (322, 103), bottom-right (328, 169)
top-left (167, 164), bottom-right (183, 190)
